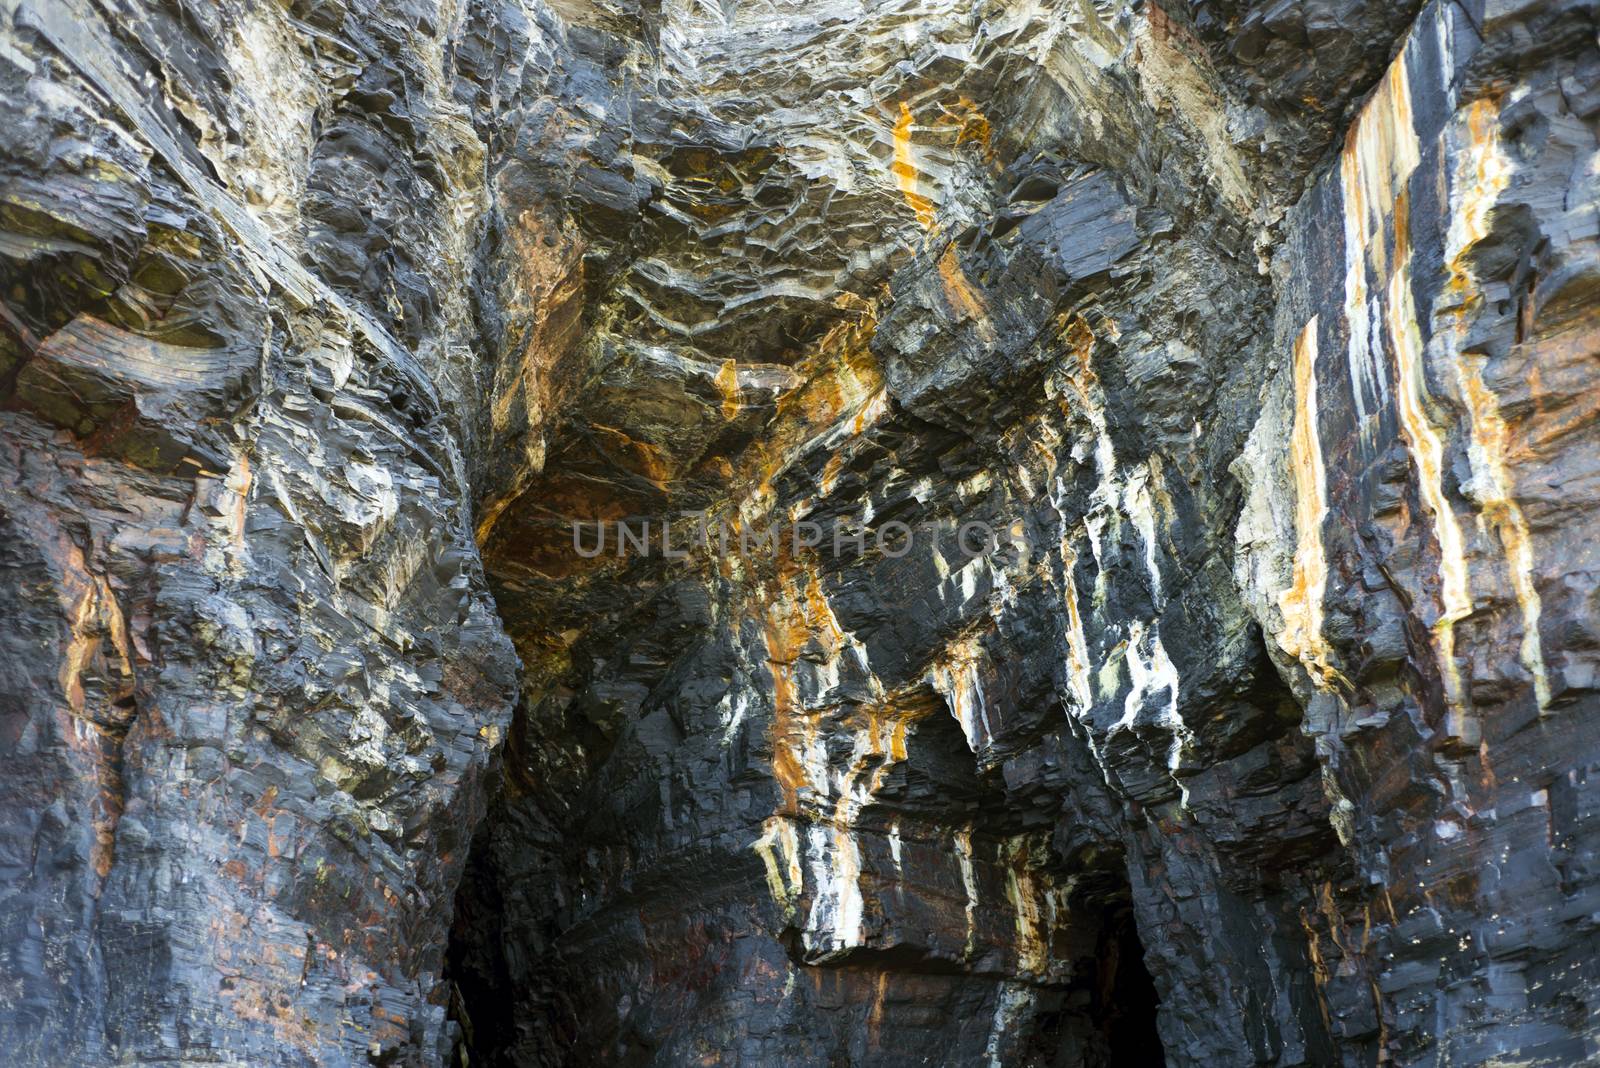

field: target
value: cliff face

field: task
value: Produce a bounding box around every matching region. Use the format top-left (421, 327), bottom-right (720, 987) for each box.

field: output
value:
top-left (0, 0), bottom-right (518, 1061)
top-left (2, 0), bottom-right (1598, 1066)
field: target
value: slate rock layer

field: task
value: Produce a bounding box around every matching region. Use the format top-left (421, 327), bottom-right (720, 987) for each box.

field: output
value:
top-left (1, 0), bottom-right (1598, 1066)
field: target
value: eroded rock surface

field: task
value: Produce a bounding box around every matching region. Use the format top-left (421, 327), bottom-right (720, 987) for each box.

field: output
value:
top-left (2, 0), bottom-right (1598, 1065)
top-left (0, 0), bottom-right (517, 1062)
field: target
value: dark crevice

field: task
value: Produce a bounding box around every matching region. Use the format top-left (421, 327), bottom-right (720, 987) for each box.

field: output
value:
top-left (1093, 904), bottom-right (1166, 1068)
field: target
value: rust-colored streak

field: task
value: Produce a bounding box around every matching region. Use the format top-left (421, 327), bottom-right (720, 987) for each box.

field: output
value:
top-left (941, 96), bottom-right (994, 160)
top-left (587, 423), bottom-right (675, 487)
top-left (52, 535), bottom-right (139, 883)
top-left (1340, 53), bottom-right (1421, 267)
top-left (230, 452), bottom-right (252, 549)
top-left (1340, 48), bottom-right (1421, 432)
top-left (1059, 539), bottom-right (1094, 710)
top-left (1444, 97), bottom-right (1550, 710)
top-left (761, 562), bottom-right (840, 811)
top-left (937, 245), bottom-right (996, 343)
top-left (1386, 192), bottom-right (1472, 707)
top-left (715, 358), bottom-right (741, 421)
top-left (477, 207), bottom-right (588, 544)
top-left (892, 102), bottom-right (936, 230)
top-left (1277, 318), bottom-right (1345, 690)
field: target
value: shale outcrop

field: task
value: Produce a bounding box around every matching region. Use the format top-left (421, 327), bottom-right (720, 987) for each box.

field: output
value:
top-left (2, 0), bottom-right (1598, 1065)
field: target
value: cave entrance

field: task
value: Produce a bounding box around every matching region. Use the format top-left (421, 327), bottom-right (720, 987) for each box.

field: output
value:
top-left (1092, 902), bottom-right (1166, 1068)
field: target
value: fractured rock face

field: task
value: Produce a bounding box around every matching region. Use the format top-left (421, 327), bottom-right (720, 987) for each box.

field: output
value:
top-left (0, 0), bottom-right (516, 1063)
top-left (1236, 2), bottom-right (1600, 1061)
top-left (2, 0), bottom-right (1598, 1065)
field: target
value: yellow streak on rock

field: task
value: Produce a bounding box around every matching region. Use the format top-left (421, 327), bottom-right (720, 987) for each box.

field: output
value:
top-left (474, 494), bottom-right (515, 546)
top-left (1059, 540), bottom-right (1095, 711)
top-left (760, 565), bottom-right (945, 948)
top-left (852, 387), bottom-right (889, 435)
top-left (1277, 319), bottom-right (1344, 689)
top-left (733, 305), bottom-right (882, 516)
top-left (1387, 200), bottom-right (1472, 704)
top-left (956, 825), bottom-right (979, 958)
top-left (892, 102), bottom-right (936, 230)
top-left (1134, 5), bottom-right (1256, 214)
top-left (1449, 101), bottom-right (1512, 261)
top-left (1003, 839), bottom-right (1049, 975)
top-left (715, 358), bottom-right (741, 421)
top-left (1460, 359), bottom-right (1549, 709)
top-left (753, 816), bottom-right (803, 910)
top-left (762, 569), bottom-right (825, 808)
top-left (53, 538), bottom-right (136, 881)
top-left (588, 423), bottom-right (674, 487)
top-left (819, 451), bottom-right (845, 494)
top-left (476, 210), bottom-right (585, 543)
top-left (939, 96), bottom-right (994, 159)
top-left (229, 452), bottom-right (252, 549)
top-left (938, 245), bottom-right (996, 342)
top-left (1341, 52), bottom-right (1421, 264)
top-left (489, 211), bottom-right (586, 434)
top-left (888, 714), bottom-right (910, 762)
top-left (1446, 99), bottom-right (1549, 709)
top-left (1340, 49), bottom-right (1421, 428)
top-left (930, 635), bottom-right (991, 753)
top-left (762, 568), bottom-right (860, 936)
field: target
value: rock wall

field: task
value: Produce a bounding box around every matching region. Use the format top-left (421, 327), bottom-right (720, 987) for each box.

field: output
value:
top-left (0, 0), bottom-right (517, 1062)
top-left (2, 0), bottom-right (1598, 1066)
top-left (1238, 2), bottom-right (1600, 1061)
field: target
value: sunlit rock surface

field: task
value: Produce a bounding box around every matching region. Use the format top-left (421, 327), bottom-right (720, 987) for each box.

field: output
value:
top-left (1, 0), bottom-right (1598, 1065)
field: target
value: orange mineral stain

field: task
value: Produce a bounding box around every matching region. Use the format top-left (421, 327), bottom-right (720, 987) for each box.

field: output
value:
top-left (1003, 838), bottom-right (1051, 976)
top-left (1277, 319), bottom-right (1346, 690)
top-left (892, 102), bottom-right (936, 230)
top-left (1460, 358), bottom-right (1549, 709)
top-left (1443, 98), bottom-right (1548, 709)
top-left (716, 358), bottom-right (742, 421)
top-left (230, 452), bottom-right (252, 548)
top-left (1387, 194), bottom-right (1472, 706)
top-left (1340, 50), bottom-right (1421, 431)
top-left (929, 635), bottom-right (991, 753)
top-left (937, 245), bottom-right (996, 343)
top-left (1060, 540), bottom-right (1095, 711)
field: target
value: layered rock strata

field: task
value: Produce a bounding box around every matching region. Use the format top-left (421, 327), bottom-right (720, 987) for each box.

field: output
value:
top-left (1, 0), bottom-right (1597, 1066)
top-left (0, 0), bottom-right (517, 1062)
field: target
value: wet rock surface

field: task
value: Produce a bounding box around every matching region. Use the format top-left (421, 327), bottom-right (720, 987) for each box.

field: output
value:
top-left (2, 0), bottom-right (1599, 1065)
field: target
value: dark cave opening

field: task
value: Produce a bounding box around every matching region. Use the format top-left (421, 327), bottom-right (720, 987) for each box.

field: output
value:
top-left (440, 799), bottom-right (1176, 1068)
top-left (1093, 904), bottom-right (1166, 1068)
top-left (443, 807), bottom-right (575, 1068)
top-left (442, 818), bottom-right (513, 1068)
